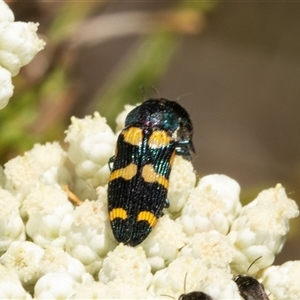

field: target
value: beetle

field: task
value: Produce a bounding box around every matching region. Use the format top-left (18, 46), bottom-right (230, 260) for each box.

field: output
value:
top-left (107, 98), bottom-right (195, 246)
top-left (162, 291), bottom-right (213, 300)
top-left (178, 273), bottom-right (214, 300)
top-left (235, 275), bottom-right (269, 300)
top-left (162, 273), bottom-right (215, 300)
top-left (234, 257), bottom-right (269, 300)
top-left (179, 291), bottom-right (214, 300)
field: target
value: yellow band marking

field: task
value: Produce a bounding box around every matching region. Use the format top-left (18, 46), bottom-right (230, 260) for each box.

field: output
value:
top-left (109, 208), bottom-right (127, 221)
top-left (137, 211), bottom-right (157, 228)
top-left (148, 130), bottom-right (172, 148)
top-left (123, 127), bottom-right (143, 146)
top-left (141, 164), bottom-right (169, 189)
top-left (110, 163), bottom-right (137, 181)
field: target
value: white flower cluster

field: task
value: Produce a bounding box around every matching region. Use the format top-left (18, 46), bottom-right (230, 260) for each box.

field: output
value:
top-left (1, 2), bottom-right (298, 299)
top-left (0, 102), bottom-right (299, 299)
top-left (0, 0), bottom-right (45, 109)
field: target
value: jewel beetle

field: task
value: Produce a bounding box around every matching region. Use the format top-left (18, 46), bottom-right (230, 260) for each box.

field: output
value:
top-left (235, 275), bottom-right (269, 300)
top-left (177, 273), bottom-right (215, 300)
top-left (108, 98), bottom-right (195, 246)
top-left (234, 257), bottom-right (269, 300)
top-left (179, 291), bottom-right (214, 300)
top-left (162, 291), bottom-right (214, 300)
top-left (161, 273), bottom-right (215, 300)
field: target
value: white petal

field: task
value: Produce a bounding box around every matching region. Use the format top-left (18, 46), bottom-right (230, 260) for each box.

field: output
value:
top-left (0, 1), bottom-right (14, 22)
top-left (0, 66), bottom-right (13, 109)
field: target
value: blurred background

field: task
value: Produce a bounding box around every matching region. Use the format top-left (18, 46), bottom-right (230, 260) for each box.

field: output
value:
top-left (3, 1), bottom-right (300, 264)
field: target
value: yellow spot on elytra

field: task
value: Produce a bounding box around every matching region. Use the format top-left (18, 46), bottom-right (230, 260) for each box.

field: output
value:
top-left (137, 211), bottom-right (157, 227)
top-left (110, 208), bottom-right (127, 221)
top-left (141, 164), bottom-right (169, 189)
top-left (110, 163), bottom-right (137, 181)
top-left (123, 127), bottom-right (143, 146)
top-left (148, 130), bottom-right (172, 148)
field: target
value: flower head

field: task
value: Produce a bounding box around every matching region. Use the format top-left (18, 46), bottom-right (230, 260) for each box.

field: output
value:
top-left (0, 103), bottom-right (299, 299)
top-left (0, 188), bottom-right (25, 253)
top-left (64, 112), bottom-right (116, 189)
top-left (228, 184), bottom-right (299, 275)
top-left (262, 260), bottom-right (300, 299)
top-left (0, 0), bottom-right (45, 108)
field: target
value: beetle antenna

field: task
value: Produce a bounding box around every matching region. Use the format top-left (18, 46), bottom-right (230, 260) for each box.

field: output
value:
top-left (247, 256), bottom-right (262, 273)
top-left (183, 272), bottom-right (188, 293)
top-left (176, 92), bottom-right (192, 101)
top-left (139, 85), bottom-right (146, 101)
top-left (160, 294), bottom-right (175, 299)
top-left (150, 85), bottom-right (161, 98)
